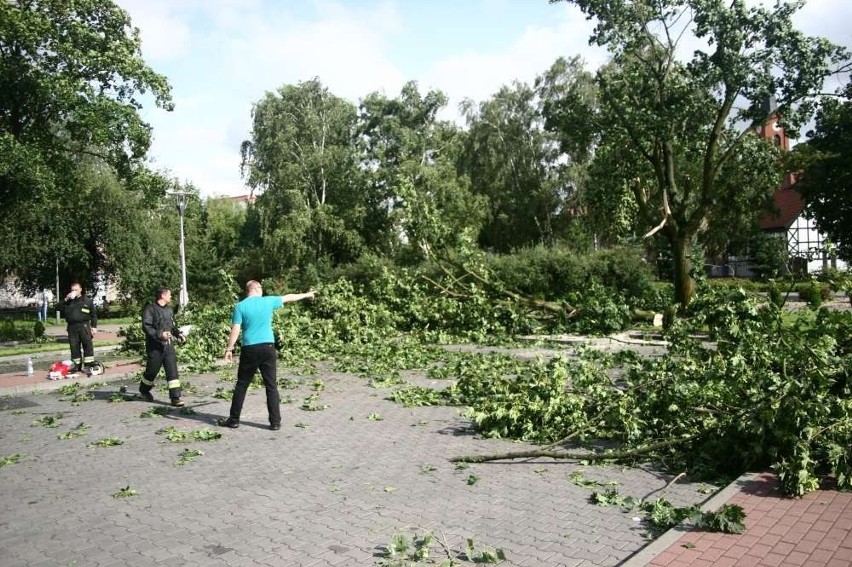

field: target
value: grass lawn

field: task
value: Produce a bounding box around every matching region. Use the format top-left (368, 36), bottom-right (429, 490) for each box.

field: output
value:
top-left (0, 316), bottom-right (131, 358)
top-left (0, 340), bottom-right (123, 358)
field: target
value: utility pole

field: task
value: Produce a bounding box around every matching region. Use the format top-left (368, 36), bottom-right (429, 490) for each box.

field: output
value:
top-left (55, 257), bottom-right (60, 324)
top-left (167, 188), bottom-right (191, 309)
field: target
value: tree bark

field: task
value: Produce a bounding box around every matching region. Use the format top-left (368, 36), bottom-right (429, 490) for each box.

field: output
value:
top-left (670, 234), bottom-right (695, 307)
top-left (451, 434), bottom-right (698, 464)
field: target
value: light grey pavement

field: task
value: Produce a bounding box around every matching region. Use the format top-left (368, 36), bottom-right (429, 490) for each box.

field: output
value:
top-left (0, 358), bottom-right (713, 567)
top-left (4, 321), bottom-right (849, 566)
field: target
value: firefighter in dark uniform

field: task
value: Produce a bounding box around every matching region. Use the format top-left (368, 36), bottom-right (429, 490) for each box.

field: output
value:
top-left (63, 282), bottom-right (97, 373)
top-left (140, 287), bottom-right (186, 406)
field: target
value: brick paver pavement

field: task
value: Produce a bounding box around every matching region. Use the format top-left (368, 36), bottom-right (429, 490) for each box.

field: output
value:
top-left (1, 361), bottom-right (710, 567)
top-left (2, 335), bottom-right (850, 566)
top-left (638, 473), bottom-right (852, 567)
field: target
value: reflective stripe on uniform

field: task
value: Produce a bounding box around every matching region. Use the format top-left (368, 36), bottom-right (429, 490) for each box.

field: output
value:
top-left (83, 356), bottom-right (95, 363)
top-left (72, 358), bottom-right (81, 364)
top-left (141, 377), bottom-right (155, 386)
top-left (167, 379), bottom-right (181, 389)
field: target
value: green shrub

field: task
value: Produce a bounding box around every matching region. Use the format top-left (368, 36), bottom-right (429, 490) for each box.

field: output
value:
top-left (797, 283), bottom-right (831, 306)
top-left (707, 278), bottom-right (762, 292)
top-left (768, 285), bottom-right (784, 308)
top-left (0, 319), bottom-right (31, 342)
top-left (635, 282), bottom-right (674, 312)
top-left (816, 267), bottom-right (851, 291)
top-left (484, 245), bottom-right (655, 302)
top-left (750, 232), bottom-right (788, 280)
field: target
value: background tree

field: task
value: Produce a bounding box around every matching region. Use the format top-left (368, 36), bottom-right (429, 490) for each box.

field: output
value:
top-left (792, 80), bottom-right (852, 262)
top-left (239, 79), bottom-right (364, 278)
top-left (0, 0), bottom-right (172, 290)
top-left (103, 175), bottom-right (190, 306)
top-left (462, 58), bottom-right (595, 252)
top-left (551, 0), bottom-right (849, 305)
top-left (359, 82), bottom-right (485, 260)
top-left (188, 197), bottom-right (249, 301)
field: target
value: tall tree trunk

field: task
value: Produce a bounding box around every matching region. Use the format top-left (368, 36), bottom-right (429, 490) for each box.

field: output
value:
top-left (670, 234), bottom-right (695, 307)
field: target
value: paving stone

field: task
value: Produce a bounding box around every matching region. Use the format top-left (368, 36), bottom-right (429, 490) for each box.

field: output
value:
top-left (2, 360), bottom-right (847, 567)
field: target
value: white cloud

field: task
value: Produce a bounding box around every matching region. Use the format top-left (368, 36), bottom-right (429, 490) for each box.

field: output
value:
top-left (425, 7), bottom-right (603, 113)
top-left (117, 0), bottom-right (851, 198)
top-left (115, 0), bottom-right (194, 61)
top-left (218, 2), bottom-right (405, 102)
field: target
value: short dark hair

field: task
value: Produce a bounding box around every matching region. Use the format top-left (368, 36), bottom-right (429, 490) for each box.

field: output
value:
top-left (155, 287), bottom-right (171, 300)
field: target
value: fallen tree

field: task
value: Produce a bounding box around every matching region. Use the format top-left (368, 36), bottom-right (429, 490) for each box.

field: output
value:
top-left (444, 288), bottom-right (851, 497)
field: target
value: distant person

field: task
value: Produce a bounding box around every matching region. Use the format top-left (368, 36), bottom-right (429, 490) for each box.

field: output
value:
top-left (36, 289), bottom-right (49, 322)
top-left (140, 287), bottom-right (186, 407)
top-left (219, 280), bottom-right (315, 430)
top-left (62, 282), bottom-right (97, 373)
top-left (41, 290), bottom-right (52, 322)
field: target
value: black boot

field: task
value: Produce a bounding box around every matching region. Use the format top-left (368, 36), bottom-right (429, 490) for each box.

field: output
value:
top-left (138, 387), bottom-right (154, 402)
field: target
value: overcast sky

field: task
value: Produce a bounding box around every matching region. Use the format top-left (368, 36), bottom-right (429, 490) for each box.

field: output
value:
top-left (114, 0), bottom-right (852, 198)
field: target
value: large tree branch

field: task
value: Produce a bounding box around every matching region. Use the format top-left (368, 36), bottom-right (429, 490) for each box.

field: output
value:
top-left (630, 177), bottom-right (657, 229)
top-left (451, 433), bottom-right (700, 464)
top-left (435, 259), bottom-right (578, 318)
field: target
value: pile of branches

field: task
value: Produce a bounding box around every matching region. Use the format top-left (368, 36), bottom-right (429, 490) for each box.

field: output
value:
top-left (447, 288), bottom-right (851, 497)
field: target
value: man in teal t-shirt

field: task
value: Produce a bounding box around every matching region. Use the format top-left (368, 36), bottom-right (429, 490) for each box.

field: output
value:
top-left (219, 280), bottom-right (315, 430)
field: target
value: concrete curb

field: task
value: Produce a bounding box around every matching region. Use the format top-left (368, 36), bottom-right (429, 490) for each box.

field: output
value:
top-left (619, 471), bottom-right (762, 567)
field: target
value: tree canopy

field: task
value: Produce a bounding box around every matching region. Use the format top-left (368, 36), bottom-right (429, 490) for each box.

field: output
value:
top-left (793, 80), bottom-right (852, 262)
top-left (462, 57), bottom-right (595, 252)
top-left (239, 78), bottom-right (365, 275)
top-left (0, 0), bottom-right (173, 289)
top-left (550, 0), bottom-right (850, 305)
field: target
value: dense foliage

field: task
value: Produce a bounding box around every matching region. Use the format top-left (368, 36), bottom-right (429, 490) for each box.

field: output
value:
top-left (0, 0), bottom-right (173, 289)
top-left (121, 259), bottom-right (850, 497)
top-left (793, 80), bottom-right (852, 262)
top-left (549, 0), bottom-right (849, 306)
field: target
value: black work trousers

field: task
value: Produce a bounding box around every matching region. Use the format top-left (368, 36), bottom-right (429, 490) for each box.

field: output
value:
top-left (228, 343), bottom-right (280, 426)
top-left (140, 341), bottom-right (182, 399)
top-left (67, 323), bottom-right (94, 369)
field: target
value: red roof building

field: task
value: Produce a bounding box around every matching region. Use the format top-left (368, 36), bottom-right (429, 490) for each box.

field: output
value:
top-left (754, 105), bottom-right (845, 273)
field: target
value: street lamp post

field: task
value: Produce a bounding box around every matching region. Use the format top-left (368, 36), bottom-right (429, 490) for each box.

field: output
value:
top-left (167, 190), bottom-right (190, 309)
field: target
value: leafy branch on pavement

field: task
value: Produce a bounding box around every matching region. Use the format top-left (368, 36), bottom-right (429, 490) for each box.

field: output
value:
top-left (0, 454), bottom-right (25, 468)
top-left (112, 486), bottom-right (138, 499)
top-left (301, 393), bottom-right (330, 411)
top-left (569, 471), bottom-right (745, 534)
top-left (88, 437), bottom-right (123, 448)
top-left (31, 414), bottom-right (63, 428)
top-left (58, 422), bottom-right (91, 440)
top-left (377, 529), bottom-right (506, 566)
top-left (156, 426), bottom-right (221, 443)
top-left (175, 448), bottom-right (204, 466)
top-left (140, 406), bottom-right (172, 418)
top-left (444, 289), bottom-right (852, 497)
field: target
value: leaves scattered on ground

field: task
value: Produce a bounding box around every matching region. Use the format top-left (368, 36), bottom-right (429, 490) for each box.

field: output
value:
top-left (112, 485), bottom-right (137, 499)
top-left (175, 448), bottom-right (204, 466)
top-left (58, 423), bottom-right (91, 440)
top-left (0, 454), bottom-right (24, 468)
